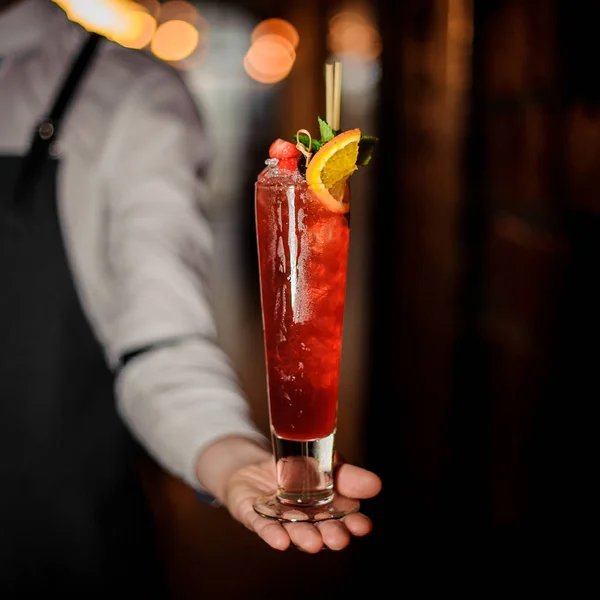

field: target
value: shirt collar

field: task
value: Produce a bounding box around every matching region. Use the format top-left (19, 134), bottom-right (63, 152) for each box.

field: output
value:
top-left (0, 0), bottom-right (62, 58)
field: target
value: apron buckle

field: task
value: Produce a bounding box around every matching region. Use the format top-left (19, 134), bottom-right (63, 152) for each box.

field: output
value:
top-left (38, 120), bottom-right (55, 141)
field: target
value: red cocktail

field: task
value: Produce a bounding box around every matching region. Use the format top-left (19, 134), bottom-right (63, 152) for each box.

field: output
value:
top-left (252, 62), bottom-right (377, 522)
top-left (255, 169), bottom-right (349, 442)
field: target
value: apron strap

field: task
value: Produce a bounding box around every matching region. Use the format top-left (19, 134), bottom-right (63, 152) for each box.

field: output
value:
top-left (13, 32), bottom-right (103, 212)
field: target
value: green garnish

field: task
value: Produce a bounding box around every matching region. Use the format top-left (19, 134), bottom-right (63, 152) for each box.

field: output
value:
top-left (357, 135), bottom-right (378, 167)
top-left (293, 132), bottom-right (323, 153)
top-left (292, 117), bottom-right (378, 167)
top-left (318, 117), bottom-right (336, 143)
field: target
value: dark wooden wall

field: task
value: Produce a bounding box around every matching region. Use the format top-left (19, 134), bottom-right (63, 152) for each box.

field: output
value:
top-left (370, 0), bottom-right (600, 581)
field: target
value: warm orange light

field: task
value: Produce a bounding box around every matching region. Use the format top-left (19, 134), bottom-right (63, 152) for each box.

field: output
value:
top-left (112, 5), bottom-right (157, 49)
top-left (60, 0), bottom-right (132, 37)
top-left (53, 1), bottom-right (208, 66)
top-left (328, 11), bottom-right (382, 61)
top-left (243, 55), bottom-right (291, 85)
top-left (329, 11), bottom-right (366, 29)
top-left (150, 19), bottom-right (200, 62)
top-left (53, 0), bottom-right (157, 49)
top-left (135, 0), bottom-right (160, 19)
top-left (251, 18), bottom-right (299, 50)
top-left (157, 0), bottom-right (199, 25)
top-left (148, 0), bottom-right (208, 67)
top-left (52, 0), bottom-right (71, 14)
top-left (244, 34), bottom-right (296, 84)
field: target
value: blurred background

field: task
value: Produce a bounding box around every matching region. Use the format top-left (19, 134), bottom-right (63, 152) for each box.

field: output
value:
top-left (52, 0), bottom-right (598, 595)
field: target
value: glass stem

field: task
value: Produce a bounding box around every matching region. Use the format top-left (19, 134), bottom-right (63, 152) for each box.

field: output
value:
top-left (272, 431), bottom-right (336, 506)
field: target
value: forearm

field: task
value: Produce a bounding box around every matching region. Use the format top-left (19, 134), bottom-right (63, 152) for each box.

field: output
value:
top-left (116, 339), bottom-right (268, 488)
top-left (195, 435), bottom-right (272, 505)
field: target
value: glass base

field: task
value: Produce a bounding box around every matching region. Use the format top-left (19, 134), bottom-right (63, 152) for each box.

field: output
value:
top-left (253, 432), bottom-right (360, 522)
top-left (253, 492), bottom-right (360, 522)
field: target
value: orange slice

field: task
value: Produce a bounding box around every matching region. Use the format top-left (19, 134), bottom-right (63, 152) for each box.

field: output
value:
top-left (305, 128), bottom-right (361, 213)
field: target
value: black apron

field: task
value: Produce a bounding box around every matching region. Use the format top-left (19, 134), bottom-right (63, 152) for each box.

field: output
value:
top-left (0, 34), bottom-right (166, 597)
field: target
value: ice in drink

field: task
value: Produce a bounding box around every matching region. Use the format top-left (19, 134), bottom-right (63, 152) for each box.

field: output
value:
top-left (255, 161), bottom-right (349, 441)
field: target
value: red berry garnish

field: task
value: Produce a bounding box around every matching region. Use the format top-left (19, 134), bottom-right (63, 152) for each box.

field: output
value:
top-left (269, 139), bottom-right (301, 159)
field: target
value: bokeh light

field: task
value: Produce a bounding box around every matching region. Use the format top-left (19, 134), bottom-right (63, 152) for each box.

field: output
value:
top-left (244, 18), bottom-right (298, 84)
top-left (112, 4), bottom-right (157, 49)
top-left (52, 1), bottom-right (207, 63)
top-left (328, 11), bottom-right (382, 61)
top-left (156, 0), bottom-right (199, 24)
top-left (243, 33), bottom-right (296, 84)
top-left (56, 0), bottom-right (133, 38)
top-left (133, 0), bottom-right (160, 18)
top-left (251, 18), bottom-right (299, 50)
top-left (150, 1), bottom-right (207, 67)
top-left (150, 19), bottom-right (199, 62)
top-left (53, 0), bottom-right (157, 49)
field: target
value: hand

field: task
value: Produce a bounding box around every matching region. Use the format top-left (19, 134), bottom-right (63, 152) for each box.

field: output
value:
top-left (222, 456), bottom-right (382, 553)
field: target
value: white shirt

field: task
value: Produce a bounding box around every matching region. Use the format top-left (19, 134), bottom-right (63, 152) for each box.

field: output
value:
top-left (0, 0), bottom-right (266, 488)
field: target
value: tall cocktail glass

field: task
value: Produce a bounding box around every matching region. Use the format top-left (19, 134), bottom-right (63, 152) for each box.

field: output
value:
top-left (252, 158), bottom-right (359, 522)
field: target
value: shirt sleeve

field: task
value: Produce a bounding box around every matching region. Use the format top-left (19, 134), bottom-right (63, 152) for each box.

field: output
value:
top-left (101, 65), bottom-right (267, 489)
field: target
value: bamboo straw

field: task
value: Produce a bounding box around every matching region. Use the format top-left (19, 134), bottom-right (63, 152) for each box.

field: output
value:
top-left (325, 63), bottom-right (334, 127)
top-left (332, 61), bottom-right (342, 130)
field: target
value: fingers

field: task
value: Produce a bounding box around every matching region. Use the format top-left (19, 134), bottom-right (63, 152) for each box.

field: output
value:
top-left (334, 463), bottom-right (382, 500)
top-left (315, 520), bottom-right (351, 550)
top-left (280, 512), bottom-right (372, 552)
top-left (341, 512), bottom-right (373, 537)
top-left (285, 520), bottom-right (351, 553)
top-left (238, 498), bottom-right (291, 551)
top-left (284, 522), bottom-right (324, 554)
top-left (250, 514), bottom-right (291, 551)
top-left (247, 511), bottom-right (373, 553)
top-left (247, 512), bottom-right (377, 554)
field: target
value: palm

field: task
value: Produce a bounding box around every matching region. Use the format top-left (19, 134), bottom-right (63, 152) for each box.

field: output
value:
top-left (224, 457), bottom-right (382, 553)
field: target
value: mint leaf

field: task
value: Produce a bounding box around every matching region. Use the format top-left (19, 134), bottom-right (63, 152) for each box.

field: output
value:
top-left (292, 134), bottom-right (322, 153)
top-left (357, 135), bottom-right (378, 167)
top-left (292, 133), bottom-right (310, 147)
top-left (318, 117), bottom-right (335, 143)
